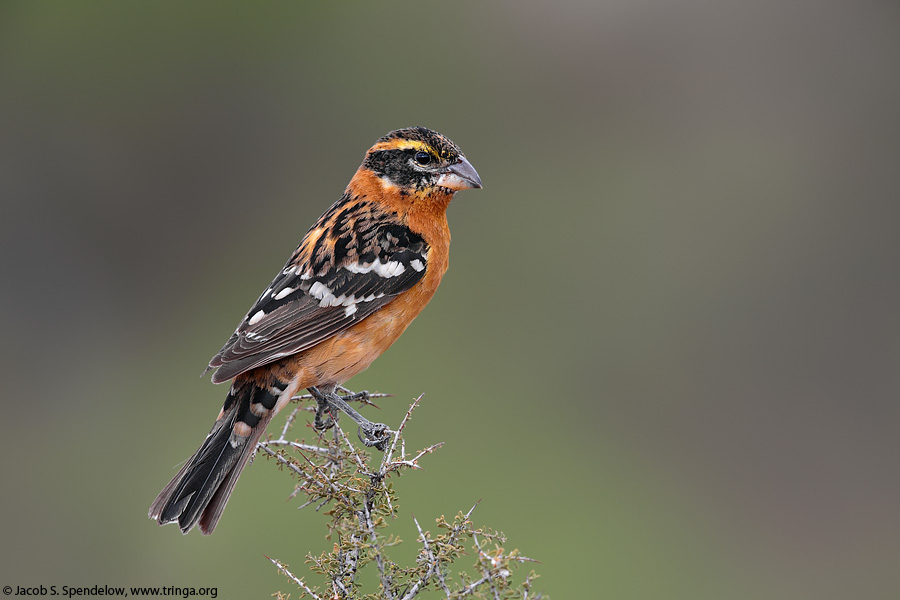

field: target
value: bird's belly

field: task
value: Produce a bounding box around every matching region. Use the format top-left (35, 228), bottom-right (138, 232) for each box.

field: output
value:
top-left (300, 272), bottom-right (444, 386)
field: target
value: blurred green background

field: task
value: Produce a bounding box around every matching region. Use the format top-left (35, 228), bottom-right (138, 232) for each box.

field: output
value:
top-left (2, 1), bottom-right (899, 598)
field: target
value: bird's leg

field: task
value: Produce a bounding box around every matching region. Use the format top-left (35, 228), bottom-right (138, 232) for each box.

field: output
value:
top-left (311, 389), bottom-right (336, 431)
top-left (308, 386), bottom-right (392, 451)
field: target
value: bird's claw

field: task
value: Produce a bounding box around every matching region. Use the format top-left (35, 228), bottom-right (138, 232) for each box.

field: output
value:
top-left (314, 401), bottom-right (335, 431)
top-left (314, 414), bottom-right (335, 431)
top-left (340, 389), bottom-right (370, 402)
top-left (358, 423), bottom-right (391, 451)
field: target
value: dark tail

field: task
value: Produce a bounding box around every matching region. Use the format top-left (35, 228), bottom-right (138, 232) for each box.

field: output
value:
top-left (149, 379), bottom-right (282, 534)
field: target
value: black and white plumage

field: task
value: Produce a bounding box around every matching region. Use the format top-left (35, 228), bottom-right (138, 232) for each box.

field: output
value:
top-left (207, 198), bottom-right (429, 383)
top-left (150, 126), bottom-right (482, 535)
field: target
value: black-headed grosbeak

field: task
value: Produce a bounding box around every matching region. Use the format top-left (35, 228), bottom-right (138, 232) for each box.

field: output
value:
top-left (149, 127), bottom-right (481, 535)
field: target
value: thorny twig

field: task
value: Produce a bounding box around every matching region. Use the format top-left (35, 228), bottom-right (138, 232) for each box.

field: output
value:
top-left (267, 555), bottom-right (322, 600)
top-left (263, 391), bottom-right (542, 599)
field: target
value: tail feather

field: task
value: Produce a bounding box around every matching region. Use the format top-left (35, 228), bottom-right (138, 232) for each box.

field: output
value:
top-left (149, 379), bottom-right (281, 534)
top-left (197, 443), bottom-right (256, 534)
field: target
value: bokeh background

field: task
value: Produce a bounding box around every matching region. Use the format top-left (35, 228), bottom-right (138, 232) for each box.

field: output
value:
top-left (2, 1), bottom-right (899, 598)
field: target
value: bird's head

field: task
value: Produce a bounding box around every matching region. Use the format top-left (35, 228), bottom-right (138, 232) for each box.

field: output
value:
top-left (362, 127), bottom-right (482, 196)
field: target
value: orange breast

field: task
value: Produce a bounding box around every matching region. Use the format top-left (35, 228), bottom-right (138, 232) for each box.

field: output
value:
top-left (270, 225), bottom-right (449, 390)
top-left (260, 169), bottom-right (454, 392)
top-left (307, 237), bottom-right (449, 385)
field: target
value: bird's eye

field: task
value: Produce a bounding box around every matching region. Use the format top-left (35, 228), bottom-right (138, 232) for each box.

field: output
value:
top-left (414, 151), bottom-right (432, 166)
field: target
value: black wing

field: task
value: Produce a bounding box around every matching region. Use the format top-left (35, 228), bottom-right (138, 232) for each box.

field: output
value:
top-left (207, 198), bottom-right (428, 383)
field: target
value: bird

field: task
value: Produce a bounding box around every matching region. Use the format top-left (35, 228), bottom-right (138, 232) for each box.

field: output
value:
top-left (149, 127), bottom-right (482, 535)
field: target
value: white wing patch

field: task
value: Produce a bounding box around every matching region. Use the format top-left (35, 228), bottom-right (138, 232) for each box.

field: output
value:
top-left (309, 279), bottom-right (386, 311)
top-left (282, 266), bottom-right (312, 280)
top-left (343, 258), bottom-right (407, 278)
top-left (273, 287), bottom-right (295, 300)
top-left (248, 310), bottom-right (266, 325)
top-left (309, 281), bottom-right (333, 302)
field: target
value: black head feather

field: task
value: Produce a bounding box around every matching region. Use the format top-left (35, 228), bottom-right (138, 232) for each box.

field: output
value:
top-left (363, 127), bottom-right (465, 191)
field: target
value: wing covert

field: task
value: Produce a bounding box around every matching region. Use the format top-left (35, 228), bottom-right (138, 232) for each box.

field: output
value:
top-left (207, 198), bottom-right (428, 383)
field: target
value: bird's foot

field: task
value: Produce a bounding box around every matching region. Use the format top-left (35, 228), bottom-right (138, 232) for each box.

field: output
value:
top-left (358, 422), bottom-right (392, 451)
top-left (313, 397), bottom-right (335, 431)
top-left (308, 386), bottom-right (391, 451)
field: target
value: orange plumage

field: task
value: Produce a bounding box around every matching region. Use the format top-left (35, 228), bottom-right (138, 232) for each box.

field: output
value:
top-left (149, 127), bottom-right (481, 534)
